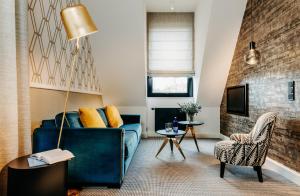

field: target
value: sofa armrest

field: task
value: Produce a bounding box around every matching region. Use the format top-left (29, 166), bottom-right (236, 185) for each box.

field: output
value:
top-left (32, 127), bottom-right (59, 153)
top-left (121, 114), bottom-right (141, 124)
top-left (33, 127), bottom-right (125, 186)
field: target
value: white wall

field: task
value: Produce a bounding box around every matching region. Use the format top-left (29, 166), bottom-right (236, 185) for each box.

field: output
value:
top-left (194, 0), bottom-right (213, 98)
top-left (84, 0), bottom-right (147, 107)
top-left (82, 0), bottom-right (246, 139)
top-left (196, 0), bottom-right (247, 106)
top-left (191, 0), bottom-right (221, 138)
top-left (193, 107), bottom-right (220, 138)
top-left (145, 0), bottom-right (218, 138)
top-left (146, 97), bottom-right (194, 137)
top-left (146, 98), bottom-right (220, 138)
top-left (145, 0), bottom-right (198, 12)
top-left (84, 0), bottom-right (148, 136)
top-left (145, 0), bottom-right (246, 138)
top-left (30, 88), bottom-right (103, 131)
top-left (117, 106), bottom-right (147, 137)
top-left (192, 0), bottom-right (246, 138)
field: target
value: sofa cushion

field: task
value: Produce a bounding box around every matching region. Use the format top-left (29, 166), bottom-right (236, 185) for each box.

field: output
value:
top-left (41, 119), bottom-right (56, 128)
top-left (124, 131), bottom-right (138, 160)
top-left (79, 108), bottom-right (106, 128)
top-left (96, 108), bottom-right (109, 127)
top-left (105, 105), bottom-right (123, 128)
top-left (55, 112), bottom-right (83, 128)
top-left (121, 123), bottom-right (142, 141)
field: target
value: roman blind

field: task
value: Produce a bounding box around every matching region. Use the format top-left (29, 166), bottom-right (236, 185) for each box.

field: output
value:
top-left (147, 13), bottom-right (194, 76)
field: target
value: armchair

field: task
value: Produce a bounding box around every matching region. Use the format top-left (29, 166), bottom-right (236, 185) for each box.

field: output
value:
top-left (214, 112), bottom-right (277, 182)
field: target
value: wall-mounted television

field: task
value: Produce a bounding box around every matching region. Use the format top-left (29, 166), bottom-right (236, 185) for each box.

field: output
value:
top-left (227, 84), bottom-right (248, 116)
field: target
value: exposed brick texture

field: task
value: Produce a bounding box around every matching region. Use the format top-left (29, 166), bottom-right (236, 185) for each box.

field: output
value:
top-left (220, 0), bottom-right (300, 172)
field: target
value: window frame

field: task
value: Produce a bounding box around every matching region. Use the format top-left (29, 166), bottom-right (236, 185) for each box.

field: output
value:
top-left (147, 76), bottom-right (193, 97)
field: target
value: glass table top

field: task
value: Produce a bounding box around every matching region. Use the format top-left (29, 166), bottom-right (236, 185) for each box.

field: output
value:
top-left (156, 129), bottom-right (186, 136)
top-left (178, 121), bottom-right (204, 126)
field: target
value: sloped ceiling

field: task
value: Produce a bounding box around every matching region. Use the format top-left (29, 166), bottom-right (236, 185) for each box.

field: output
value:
top-left (83, 0), bottom-right (246, 107)
top-left (196, 0), bottom-right (247, 107)
top-left (145, 0), bottom-right (198, 12)
top-left (84, 0), bottom-right (147, 106)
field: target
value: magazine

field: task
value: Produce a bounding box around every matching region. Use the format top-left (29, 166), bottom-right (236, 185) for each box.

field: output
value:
top-left (30, 148), bottom-right (74, 165)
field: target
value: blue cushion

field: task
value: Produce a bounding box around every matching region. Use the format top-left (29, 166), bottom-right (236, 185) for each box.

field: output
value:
top-left (120, 124), bottom-right (142, 141)
top-left (124, 131), bottom-right (138, 160)
top-left (96, 108), bottom-right (109, 127)
top-left (55, 112), bottom-right (83, 128)
top-left (41, 119), bottom-right (56, 128)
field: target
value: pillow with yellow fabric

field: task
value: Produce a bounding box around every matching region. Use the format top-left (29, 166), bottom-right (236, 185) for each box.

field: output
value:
top-left (105, 105), bottom-right (123, 128)
top-left (79, 108), bottom-right (106, 128)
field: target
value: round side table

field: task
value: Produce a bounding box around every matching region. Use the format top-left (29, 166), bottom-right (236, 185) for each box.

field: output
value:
top-left (7, 155), bottom-right (68, 196)
top-left (155, 129), bottom-right (186, 159)
top-left (178, 121), bottom-right (204, 152)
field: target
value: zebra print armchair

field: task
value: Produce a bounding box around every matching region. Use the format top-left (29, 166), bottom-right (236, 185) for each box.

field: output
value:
top-left (214, 112), bottom-right (277, 182)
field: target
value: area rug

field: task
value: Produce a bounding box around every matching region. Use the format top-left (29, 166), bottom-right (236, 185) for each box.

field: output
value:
top-left (78, 138), bottom-right (300, 196)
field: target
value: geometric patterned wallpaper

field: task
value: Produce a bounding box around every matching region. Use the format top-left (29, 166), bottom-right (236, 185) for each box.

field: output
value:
top-left (28, 0), bottom-right (102, 94)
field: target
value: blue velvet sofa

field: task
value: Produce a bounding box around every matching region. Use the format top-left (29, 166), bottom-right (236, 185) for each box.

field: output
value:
top-left (32, 108), bottom-right (142, 188)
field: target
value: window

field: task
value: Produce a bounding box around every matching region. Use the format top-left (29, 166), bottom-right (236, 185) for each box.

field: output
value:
top-left (153, 77), bottom-right (188, 93)
top-left (147, 76), bottom-right (193, 97)
top-left (147, 13), bottom-right (194, 97)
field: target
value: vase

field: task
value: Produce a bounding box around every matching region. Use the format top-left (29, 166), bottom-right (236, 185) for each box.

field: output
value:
top-left (188, 113), bottom-right (194, 122)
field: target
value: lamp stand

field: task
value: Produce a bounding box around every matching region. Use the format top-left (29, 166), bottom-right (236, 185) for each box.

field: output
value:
top-left (57, 38), bottom-right (80, 148)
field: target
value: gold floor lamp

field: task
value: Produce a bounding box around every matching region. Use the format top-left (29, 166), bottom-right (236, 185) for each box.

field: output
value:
top-left (57, 4), bottom-right (98, 148)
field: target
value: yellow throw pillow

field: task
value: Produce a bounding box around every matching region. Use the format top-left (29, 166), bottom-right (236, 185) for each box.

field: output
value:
top-left (105, 105), bottom-right (123, 128)
top-left (79, 108), bottom-right (106, 128)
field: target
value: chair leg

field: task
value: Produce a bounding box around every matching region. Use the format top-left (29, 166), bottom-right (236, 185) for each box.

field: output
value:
top-left (220, 162), bottom-right (225, 178)
top-left (255, 166), bottom-right (263, 182)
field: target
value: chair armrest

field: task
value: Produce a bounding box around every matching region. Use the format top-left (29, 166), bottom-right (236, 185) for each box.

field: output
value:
top-left (230, 133), bottom-right (251, 144)
top-left (121, 114), bottom-right (141, 124)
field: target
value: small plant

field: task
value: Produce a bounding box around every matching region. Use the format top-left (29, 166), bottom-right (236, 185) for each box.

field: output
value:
top-left (178, 102), bottom-right (202, 122)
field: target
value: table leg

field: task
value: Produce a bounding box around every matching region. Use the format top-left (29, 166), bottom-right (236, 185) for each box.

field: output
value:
top-left (156, 138), bottom-right (169, 157)
top-left (172, 138), bottom-right (185, 159)
top-left (191, 127), bottom-right (200, 152)
top-left (179, 126), bottom-right (189, 144)
top-left (169, 139), bottom-right (173, 152)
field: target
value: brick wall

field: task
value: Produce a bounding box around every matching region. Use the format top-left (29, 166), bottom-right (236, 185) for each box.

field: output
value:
top-left (220, 0), bottom-right (300, 172)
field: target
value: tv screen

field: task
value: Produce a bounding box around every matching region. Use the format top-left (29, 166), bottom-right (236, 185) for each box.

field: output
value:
top-left (227, 84), bottom-right (248, 116)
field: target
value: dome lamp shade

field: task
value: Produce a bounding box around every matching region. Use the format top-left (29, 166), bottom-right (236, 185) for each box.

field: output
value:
top-left (60, 4), bottom-right (98, 40)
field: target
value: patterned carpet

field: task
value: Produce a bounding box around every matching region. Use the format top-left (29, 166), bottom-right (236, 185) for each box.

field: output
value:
top-left (79, 138), bottom-right (300, 196)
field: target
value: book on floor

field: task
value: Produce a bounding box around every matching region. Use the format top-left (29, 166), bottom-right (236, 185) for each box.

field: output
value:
top-left (29, 148), bottom-right (74, 166)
